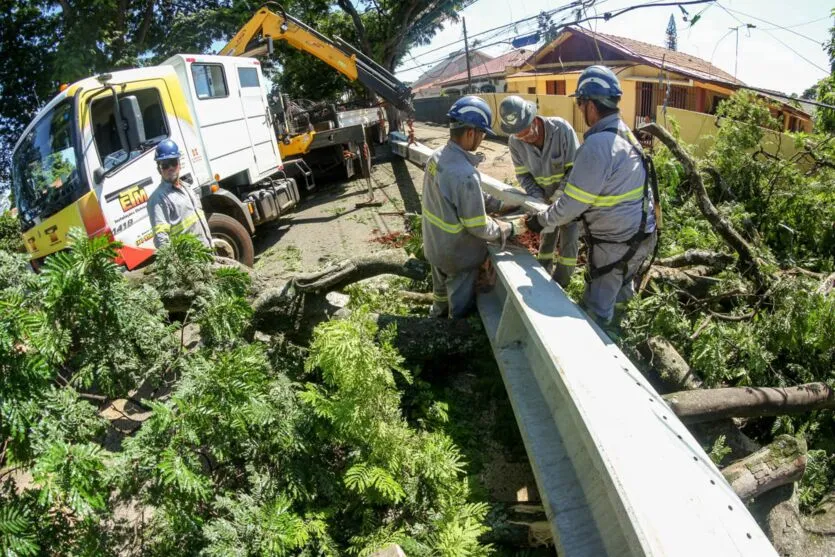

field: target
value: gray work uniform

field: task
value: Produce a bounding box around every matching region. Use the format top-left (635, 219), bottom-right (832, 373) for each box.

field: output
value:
top-left (536, 113), bottom-right (657, 322)
top-left (148, 179), bottom-right (212, 249)
top-left (509, 116), bottom-right (580, 287)
top-left (422, 141), bottom-right (504, 319)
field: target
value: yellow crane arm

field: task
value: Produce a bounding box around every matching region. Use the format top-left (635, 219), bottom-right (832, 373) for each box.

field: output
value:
top-left (219, 6), bottom-right (359, 81)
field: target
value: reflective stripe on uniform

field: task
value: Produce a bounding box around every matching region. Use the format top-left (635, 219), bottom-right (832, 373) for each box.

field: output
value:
top-left (153, 223), bottom-right (171, 234)
top-left (423, 206), bottom-right (464, 234)
top-left (533, 173), bottom-right (565, 186)
top-left (536, 252), bottom-right (555, 261)
top-left (170, 212), bottom-right (202, 235)
top-left (459, 214), bottom-right (487, 228)
top-left (556, 256), bottom-right (577, 266)
top-left (433, 293), bottom-right (448, 302)
top-left (514, 165), bottom-right (528, 174)
top-left (427, 160), bottom-right (438, 176)
top-left (564, 183), bottom-right (644, 207)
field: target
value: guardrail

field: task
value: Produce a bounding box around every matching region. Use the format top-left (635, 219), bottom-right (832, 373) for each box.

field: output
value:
top-left (390, 137), bottom-right (778, 557)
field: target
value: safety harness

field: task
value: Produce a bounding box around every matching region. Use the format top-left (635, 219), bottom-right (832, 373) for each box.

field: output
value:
top-left (580, 125), bottom-right (661, 283)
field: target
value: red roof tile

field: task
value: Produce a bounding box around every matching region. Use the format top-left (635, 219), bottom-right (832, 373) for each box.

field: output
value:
top-left (438, 49), bottom-right (531, 86)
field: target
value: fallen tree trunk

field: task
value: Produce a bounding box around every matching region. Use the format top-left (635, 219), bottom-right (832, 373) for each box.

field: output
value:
top-left (656, 249), bottom-right (735, 269)
top-left (663, 383), bottom-right (835, 424)
top-left (721, 435), bottom-right (807, 501)
top-left (642, 123), bottom-right (774, 293)
top-left (293, 250), bottom-right (428, 293)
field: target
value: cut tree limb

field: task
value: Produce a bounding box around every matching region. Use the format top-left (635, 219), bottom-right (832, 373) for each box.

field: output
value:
top-left (656, 249), bottom-right (735, 269)
top-left (292, 250), bottom-right (428, 293)
top-left (663, 382), bottom-right (835, 423)
top-left (642, 123), bottom-right (773, 292)
top-left (721, 435), bottom-right (807, 501)
top-left (643, 336), bottom-right (704, 391)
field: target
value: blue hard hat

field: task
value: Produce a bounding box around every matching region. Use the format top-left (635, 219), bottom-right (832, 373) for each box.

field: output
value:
top-left (154, 139), bottom-right (181, 161)
top-left (571, 65), bottom-right (623, 108)
top-left (499, 95), bottom-right (536, 135)
top-left (447, 95), bottom-right (497, 137)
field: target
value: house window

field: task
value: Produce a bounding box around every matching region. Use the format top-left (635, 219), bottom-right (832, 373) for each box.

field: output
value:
top-left (668, 86), bottom-right (689, 110)
top-left (91, 88), bottom-right (168, 171)
top-left (192, 64), bottom-right (228, 99)
top-left (528, 87), bottom-right (536, 94)
top-left (237, 67), bottom-right (260, 88)
top-left (546, 80), bottom-right (566, 95)
top-left (710, 95), bottom-right (727, 115)
top-left (638, 82), bottom-right (654, 117)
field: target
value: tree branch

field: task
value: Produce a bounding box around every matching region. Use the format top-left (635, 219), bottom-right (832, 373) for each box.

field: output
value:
top-left (642, 123), bottom-right (774, 293)
top-left (656, 249), bottom-right (735, 269)
top-left (721, 435), bottom-right (807, 500)
top-left (663, 382), bottom-right (835, 423)
top-left (136, 0), bottom-right (157, 47)
top-left (336, 0), bottom-right (374, 57)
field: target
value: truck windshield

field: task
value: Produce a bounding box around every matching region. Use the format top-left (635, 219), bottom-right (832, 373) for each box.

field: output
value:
top-left (12, 101), bottom-right (85, 230)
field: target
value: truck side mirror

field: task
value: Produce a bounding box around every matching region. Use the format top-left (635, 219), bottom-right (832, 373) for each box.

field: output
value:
top-left (93, 167), bottom-right (106, 185)
top-left (119, 96), bottom-right (146, 151)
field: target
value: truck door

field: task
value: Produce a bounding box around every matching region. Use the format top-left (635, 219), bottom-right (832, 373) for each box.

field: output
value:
top-left (81, 81), bottom-right (198, 267)
top-left (235, 62), bottom-right (281, 177)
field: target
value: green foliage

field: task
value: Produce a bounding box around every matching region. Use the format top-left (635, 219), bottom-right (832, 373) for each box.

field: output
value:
top-left (706, 435), bottom-right (732, 466)
top-left (799, 449), bottom-right (835, 512)
top-left (0, 496), bottom-right (39, 557)
top-left (0, 211), bottom-right (22, 252)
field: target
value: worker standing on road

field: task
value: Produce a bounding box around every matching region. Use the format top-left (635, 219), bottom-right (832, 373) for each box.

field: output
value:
top-left (524, 66), bottom-right (658, 323)
top-left (422, 95), bottom-right (518, 319)
top-left (500, 95), bottom-right (580, 287)
top-left (148, 139), bottom-right (213, 249)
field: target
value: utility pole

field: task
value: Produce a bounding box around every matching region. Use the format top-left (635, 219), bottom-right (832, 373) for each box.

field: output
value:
top-left (730, 23), bottom-right (756, 79)
top-left (463, 17), bottom-right (473, 94)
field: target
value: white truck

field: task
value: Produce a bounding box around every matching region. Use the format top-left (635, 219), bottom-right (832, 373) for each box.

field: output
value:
top-left (12, 54), bottom-right (299, 268)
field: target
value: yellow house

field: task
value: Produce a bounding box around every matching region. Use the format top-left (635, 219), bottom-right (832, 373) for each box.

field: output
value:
top-left (505, 27), bottom-right (813, 135)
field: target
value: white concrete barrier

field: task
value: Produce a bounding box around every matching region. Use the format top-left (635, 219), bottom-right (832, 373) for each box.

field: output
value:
top-left (392, 138), bottom-right (778, 557)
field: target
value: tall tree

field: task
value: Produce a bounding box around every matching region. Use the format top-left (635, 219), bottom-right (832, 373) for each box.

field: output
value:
top-left (666, 14), bottom-right (678, 51)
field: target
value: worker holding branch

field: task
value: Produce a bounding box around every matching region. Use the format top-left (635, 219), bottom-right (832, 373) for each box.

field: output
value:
top-left (500, 95), bottom-right (580, 287)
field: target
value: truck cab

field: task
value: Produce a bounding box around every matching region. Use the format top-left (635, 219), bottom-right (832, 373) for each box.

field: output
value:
top-left (11, 54), bottom-right (298, 268)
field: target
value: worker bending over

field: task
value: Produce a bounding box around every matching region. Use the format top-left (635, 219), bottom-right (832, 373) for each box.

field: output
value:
top-left (525, 66), bottom-right (658, 323)
top-left (500, 95), bottom-right (580, 287)
top-left (422, 96), bottom-right (517, 318)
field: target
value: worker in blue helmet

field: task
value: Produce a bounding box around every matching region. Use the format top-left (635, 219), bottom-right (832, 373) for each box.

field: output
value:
top-left (524, 65), bottom-right (658, 323)
top-left (147, 139), bottom-right (212, 249)
top-left (500, 95), bottom-right (580, 287)
top-left (422, 95), bottom-right (518, 318)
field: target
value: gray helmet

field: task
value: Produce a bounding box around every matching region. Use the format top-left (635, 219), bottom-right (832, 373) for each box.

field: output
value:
top-left (499, 95), bottom-right (536, 135)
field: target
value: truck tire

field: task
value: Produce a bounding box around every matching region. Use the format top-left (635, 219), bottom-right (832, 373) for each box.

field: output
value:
top-left (207, 213), bottom-right (254, 267)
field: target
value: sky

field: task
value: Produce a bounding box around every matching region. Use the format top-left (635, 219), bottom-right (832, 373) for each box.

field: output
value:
top-left (394, 0), bottom-right (833, 96)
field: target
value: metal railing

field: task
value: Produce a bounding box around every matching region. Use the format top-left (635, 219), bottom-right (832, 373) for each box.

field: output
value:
top-left (390, 137), bottom-right (778, 557)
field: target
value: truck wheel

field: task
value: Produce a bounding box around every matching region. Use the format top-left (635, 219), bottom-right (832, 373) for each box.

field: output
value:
top-left (207, 213), bottom-right (254, 267)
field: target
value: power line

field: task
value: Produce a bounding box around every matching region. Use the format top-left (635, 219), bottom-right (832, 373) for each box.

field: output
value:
top-left (718, 4), bottom-right (827, 45)
top-left (404, 0), bottom-right (585, 62)
top-left (759, 15), bottom-right (832, 32)
top-left (713, 2), bottom-right (828, 75)
top-left (759, 28), bottom-right (830, 74)
top-left (398, 0), bottom-right (714, 75)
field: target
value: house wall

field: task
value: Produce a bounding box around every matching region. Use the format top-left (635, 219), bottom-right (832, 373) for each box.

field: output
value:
top-left (657, 106), bottom-right (808, 166)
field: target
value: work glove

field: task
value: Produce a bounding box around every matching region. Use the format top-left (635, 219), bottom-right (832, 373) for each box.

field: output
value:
top-left (525, 213), bottom-right (545, 235)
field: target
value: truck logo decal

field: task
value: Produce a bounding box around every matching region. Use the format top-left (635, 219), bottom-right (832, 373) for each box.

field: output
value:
top-left (104, 177), bottom-right (154, 212)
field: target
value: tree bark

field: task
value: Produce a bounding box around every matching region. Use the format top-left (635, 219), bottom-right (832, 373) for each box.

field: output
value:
top-left (292, 250), bottom-right (428, 293)
top-left (336, 0), bottom-right (375, 58)
top-left (663, 383), bottom-right (835, 424)
top-left (642, 123), bottom-right (773, 292)
top-left (643, 336), bottom-right (704, 391)
top-left (721, 435), bottom-right (807, 501)
top-left (656, 249), bottom-right (735, 269)
top-left (646, 264), bottom-right (722, 297)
